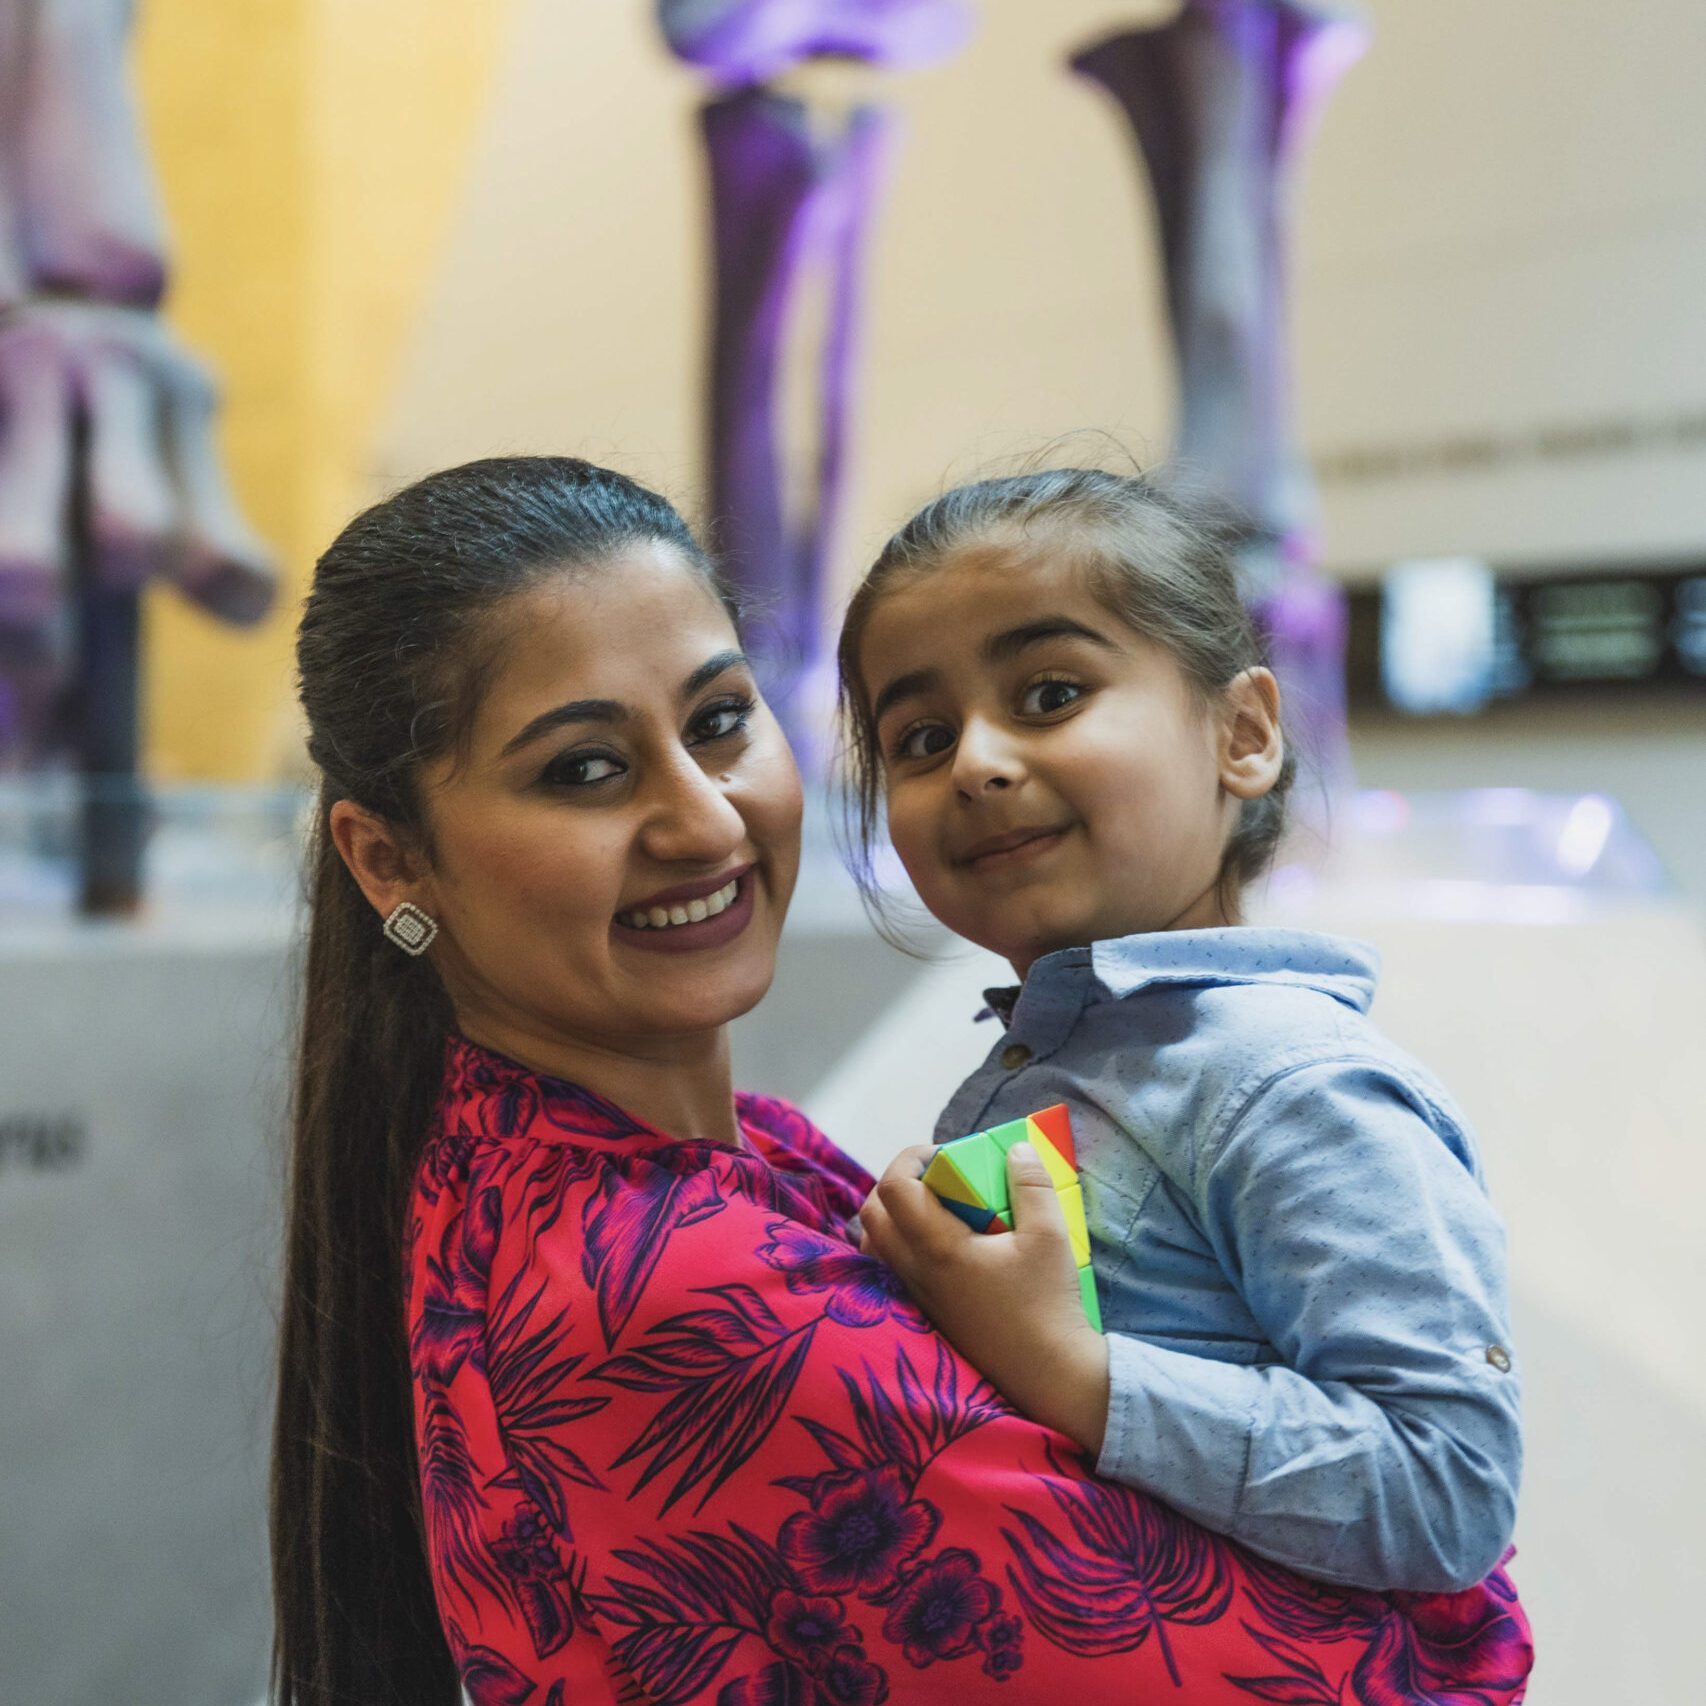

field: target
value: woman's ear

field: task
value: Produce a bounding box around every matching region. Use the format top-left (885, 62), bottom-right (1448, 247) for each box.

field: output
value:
top-left (328, 799), bottom-right (432, 923)
top-left (1216, 667), bottom-right (1285, 801)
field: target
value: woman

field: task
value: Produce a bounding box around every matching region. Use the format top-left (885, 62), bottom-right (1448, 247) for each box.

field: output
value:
top-left (271, 456), bottom-right (1532, 1704)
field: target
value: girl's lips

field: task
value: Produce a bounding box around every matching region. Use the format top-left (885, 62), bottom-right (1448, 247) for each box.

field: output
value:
top-left (611, 870), bottom-right (758, 955)
top-left (960, 826), bottom-right (1070, 873)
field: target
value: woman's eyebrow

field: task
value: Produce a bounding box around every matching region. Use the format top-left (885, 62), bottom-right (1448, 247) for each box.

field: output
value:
top-left (499, 651), bottom-right (750, 758)
top-left (982, 616), bottom-right (1120, 661)
top-left (682, 649), bottom-right (749, 697)
top-left (500, 698), bottom-right (626, 757)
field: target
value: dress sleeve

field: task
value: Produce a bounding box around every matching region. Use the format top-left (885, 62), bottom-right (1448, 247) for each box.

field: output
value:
top-left (411, 1125), bottom-right (1532, 1705)
top-left (1096, 1059), bottom-right (1523, 1593)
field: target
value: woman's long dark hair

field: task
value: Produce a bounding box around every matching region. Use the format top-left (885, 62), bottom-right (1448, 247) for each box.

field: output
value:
top-left (272, 456), bottom-right (726, 1703)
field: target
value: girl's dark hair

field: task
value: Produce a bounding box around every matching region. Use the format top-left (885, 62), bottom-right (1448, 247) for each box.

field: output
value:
top-left (273, 455), bottom-right (726, 1704)
top-left (836, 466), bottom-right (1295, 925)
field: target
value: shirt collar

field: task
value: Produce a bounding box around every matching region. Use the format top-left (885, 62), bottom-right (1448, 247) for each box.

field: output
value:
top-left (439, 1033), bottom-right (778, 1157)
top-left (439, 1033), bottom-right (673, 1150)
top-left (984, 927), bottom-right (1379, 1028)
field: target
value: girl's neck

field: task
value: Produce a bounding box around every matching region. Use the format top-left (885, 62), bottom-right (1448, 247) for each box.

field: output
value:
top-left (1166, 879), bottom-right (1240, 933)
top-left (1008, 882), bottom-right (1241, 980)
top-left (456, 1011), bottom-right (742, 1147)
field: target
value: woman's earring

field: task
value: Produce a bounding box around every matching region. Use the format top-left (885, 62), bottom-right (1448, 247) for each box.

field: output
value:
top-left (382, 901), bottom-right (439, 956)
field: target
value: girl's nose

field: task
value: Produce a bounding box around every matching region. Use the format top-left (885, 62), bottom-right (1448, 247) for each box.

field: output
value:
top-left (639, 749), bottom-right (746, 865)
top-left (952, 716), bottom-right (1024, 798)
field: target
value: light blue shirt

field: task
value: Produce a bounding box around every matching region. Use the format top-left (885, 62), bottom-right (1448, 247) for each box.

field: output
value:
top-left (934, 927), bottom-right (1522, 1594)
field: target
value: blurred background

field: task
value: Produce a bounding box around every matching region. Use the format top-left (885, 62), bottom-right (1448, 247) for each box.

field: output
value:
top-left (1, 1), bottom-right (1702, 1701)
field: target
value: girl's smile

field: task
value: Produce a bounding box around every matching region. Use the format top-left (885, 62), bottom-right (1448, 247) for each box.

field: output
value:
top-left (955, 821), bottom-right (1074, 871)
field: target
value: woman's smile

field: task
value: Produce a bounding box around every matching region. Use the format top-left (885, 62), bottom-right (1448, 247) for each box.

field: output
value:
top-left (612, 865), bottom-right (757, 954)
top-left (618, 862), bottom-right (747, 929)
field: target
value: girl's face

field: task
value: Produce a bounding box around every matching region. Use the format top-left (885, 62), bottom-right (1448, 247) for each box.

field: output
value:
top-left (856, 540), bottom-right (1281, 975)
top-left (408, 544), bottom-right (803, 1055)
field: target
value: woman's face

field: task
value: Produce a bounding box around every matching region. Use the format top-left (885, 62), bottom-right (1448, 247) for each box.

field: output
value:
top-left (411, 544), bottom-right (803, 1057)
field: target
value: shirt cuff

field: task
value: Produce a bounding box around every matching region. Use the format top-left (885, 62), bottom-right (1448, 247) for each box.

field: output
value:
top-left (1094, 1330), bottom-right (1255, 1536)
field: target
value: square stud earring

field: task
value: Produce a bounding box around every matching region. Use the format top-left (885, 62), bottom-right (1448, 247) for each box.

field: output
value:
top-left (383, 900), bottom-right (439, 956)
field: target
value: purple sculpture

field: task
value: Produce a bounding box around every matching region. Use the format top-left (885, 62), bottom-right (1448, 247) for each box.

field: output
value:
top-left (0, 0), bottom-right (276, 911)
top-left (1072, 0), bottom-right (1368, 792)
top-left (701, 91), bottom-right (889, 749)
top-left (660, 0), bottom-right (971, 88)
top-left (659, 0), bottom-right (970, 766)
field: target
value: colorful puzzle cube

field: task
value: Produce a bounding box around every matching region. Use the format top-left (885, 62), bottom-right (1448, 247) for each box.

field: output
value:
top-left (921, 1103), bottom-right (1102, 1331)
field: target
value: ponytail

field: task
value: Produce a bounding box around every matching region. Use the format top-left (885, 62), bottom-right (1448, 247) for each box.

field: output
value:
top-left (270, 800), bottom-right (458, 1703)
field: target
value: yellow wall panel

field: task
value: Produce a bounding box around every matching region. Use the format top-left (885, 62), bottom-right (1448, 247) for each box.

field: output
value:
top-left (134, 0), bottom-right (308, 781)
top-left (134, 0), bottom-right (518, 781)
top-left (304, 0), bottom-right (523, 563)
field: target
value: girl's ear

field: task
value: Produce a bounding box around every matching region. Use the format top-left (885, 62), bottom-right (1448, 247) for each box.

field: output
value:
top-left (328, 800), bottom-right (434, 923)
top-left (1216, 667), bottom-right (1285, 801)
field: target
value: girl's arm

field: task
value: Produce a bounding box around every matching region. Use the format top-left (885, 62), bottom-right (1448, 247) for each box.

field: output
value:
top-left (1109, 1057), bottom-right (1523, 1595)
top-left (857, 1140), bottom-right (1113, 1454)
top-left (867, 1066), bottom-right (1522, 1594)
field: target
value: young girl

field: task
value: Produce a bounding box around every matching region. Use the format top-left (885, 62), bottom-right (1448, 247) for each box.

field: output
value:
top-left (843, 467), bottom-right (1524, 1599)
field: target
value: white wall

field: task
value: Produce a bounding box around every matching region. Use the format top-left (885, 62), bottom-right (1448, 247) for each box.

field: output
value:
top-left (372, 0), bottom-right (1706, 616)
top-left (1299, 0), bottom-right (1706, 575)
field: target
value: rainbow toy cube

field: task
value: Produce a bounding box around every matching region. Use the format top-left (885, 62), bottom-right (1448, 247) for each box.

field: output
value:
top-left (921, 1103), bottom-right (1102, 1331)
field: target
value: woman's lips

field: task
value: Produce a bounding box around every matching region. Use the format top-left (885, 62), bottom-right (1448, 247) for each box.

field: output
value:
top-left (625, 861), bottom-right (754, 913)
top-left (611, 870), bottom-right (758, 954)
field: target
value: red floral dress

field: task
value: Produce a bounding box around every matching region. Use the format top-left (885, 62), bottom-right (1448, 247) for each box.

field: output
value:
top-left (407, 1035), bottom-right (1533, 1705)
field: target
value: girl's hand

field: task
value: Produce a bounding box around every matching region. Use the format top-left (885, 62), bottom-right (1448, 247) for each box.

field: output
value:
top-left (859, 1141), bottom-right (1110, 1457)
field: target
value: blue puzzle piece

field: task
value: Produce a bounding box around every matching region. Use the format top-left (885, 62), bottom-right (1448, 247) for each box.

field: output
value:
top-left (940, 1195), bottom-right (996, 1233)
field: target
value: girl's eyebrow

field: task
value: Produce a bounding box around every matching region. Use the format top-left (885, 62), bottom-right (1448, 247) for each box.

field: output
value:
top-left (983, 616), bottom-right (1120, 661)
top-left (871, 619), bottom-right (1116, 727)
top-left (871, 668), bottom-right (940, 727)
top-left (500, 649), bottom-right (750, 757)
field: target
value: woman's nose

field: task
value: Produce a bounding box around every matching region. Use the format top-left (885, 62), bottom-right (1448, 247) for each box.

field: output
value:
top-left (951, 716), bottom-right (1024, 797)
top-left (639, 750), bottom-right (746, 864)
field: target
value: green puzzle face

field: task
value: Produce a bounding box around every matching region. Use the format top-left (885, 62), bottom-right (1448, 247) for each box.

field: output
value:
top-left (926, 1112), bottom-right (1073, 1218)
top-left (919, 1103), bottom-right (1101, 1329)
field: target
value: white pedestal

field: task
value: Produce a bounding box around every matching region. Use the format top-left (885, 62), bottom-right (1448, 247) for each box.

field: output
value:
top-left (0, 917), bottom-right (295, 1706)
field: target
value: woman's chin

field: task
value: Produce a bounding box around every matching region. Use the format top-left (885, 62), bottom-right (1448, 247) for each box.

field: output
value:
top-left (621, 926), bottom-right (783, 1034)
top-left (606, 875), bottom-right (789, 1032)
top-left (642, 961), bottom-right (778, 1035)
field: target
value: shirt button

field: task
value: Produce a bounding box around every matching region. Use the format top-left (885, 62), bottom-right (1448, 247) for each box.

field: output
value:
top-left (1000, 1043), bottom-right (1031, 1071)
top-left (1486, 1344), bottom-right (1512, 1373)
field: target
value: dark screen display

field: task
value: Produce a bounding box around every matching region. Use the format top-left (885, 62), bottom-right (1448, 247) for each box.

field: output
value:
top-left (1346, 563), bottom-right (1706, 710)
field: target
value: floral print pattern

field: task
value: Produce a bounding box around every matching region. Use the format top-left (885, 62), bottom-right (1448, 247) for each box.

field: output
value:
top-left (409, 1035), bottom-right (1534, 1704)
top-left (779, 1464), bottom-right (939, 1596)
top-left (758, 1223), bottom-right (925, 1331)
